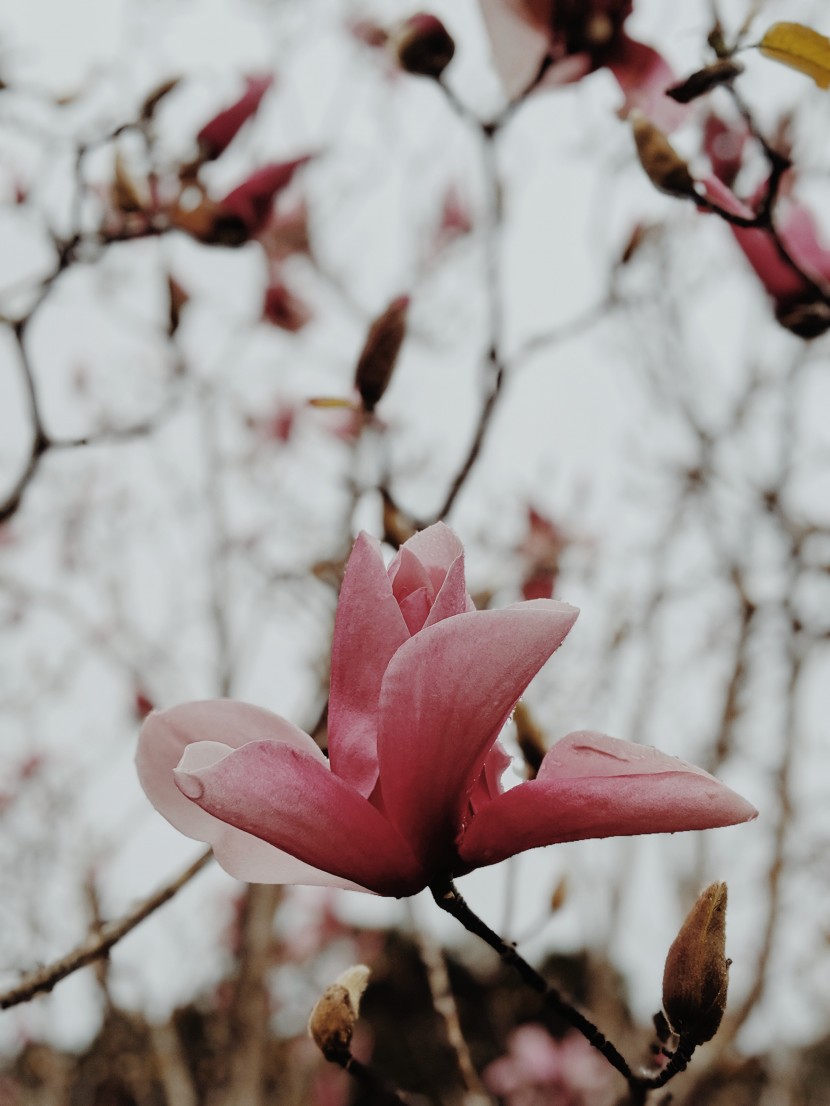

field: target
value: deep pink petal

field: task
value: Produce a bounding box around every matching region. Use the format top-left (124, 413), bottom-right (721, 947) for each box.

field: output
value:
top-left (399, 521), bottom-right (463, 581)
top-left (327, 533), bottom-right (409, 795)
top-left (174, 740), bottom-right (426, 896)
top-left (197, 75), bottom-right (274, 160)
top-left (377, 601), bottom-right (578, 869)
top-left (780, 205), bottom-right (830, 286)
top-left (136, 701), bottom-right (360, 888)
top-left (477, 0), bottom-right (551, 100)
top-left (607, 35), bottom-right (685, 132)
top-left (469, 739), bottom-right (512, 814)
top-left (703, 176), bottom-right (813, 303)
top-left (458, 731), bottom-right (758, 869)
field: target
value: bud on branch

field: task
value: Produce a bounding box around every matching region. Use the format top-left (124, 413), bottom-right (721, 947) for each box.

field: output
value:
top-left (662, 882), bottom-right (729, 1048)
top-left (354, 295), bottom-right (409, 412)
top-left (308, 965), bottom-right (371, 1062)
top-left (631, 112), bottom-right (697, 199)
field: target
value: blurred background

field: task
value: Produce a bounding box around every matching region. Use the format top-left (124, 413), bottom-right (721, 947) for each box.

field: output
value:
top-left (1, 0), bottom-right (829, 1102)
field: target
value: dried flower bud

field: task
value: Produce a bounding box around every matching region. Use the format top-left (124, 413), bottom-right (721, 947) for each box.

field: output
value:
top-left (394, 14), bottom-right (455, 80)
top-left (666, 60), bottom-right (744, 104)
top-left (662, 882), bottom-right (729, 1047)
top-left (308, 965), bottom-right (371, 1060)
top-left (631, 112), bottom-right (697, 199)
top-left (354, 295), bottom-right (409, 412)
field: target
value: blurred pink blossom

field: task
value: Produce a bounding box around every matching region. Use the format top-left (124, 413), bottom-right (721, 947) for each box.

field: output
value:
top-left (219, 157), bottom-right (312, 237)
top-left (262, 280), bottom-right (313, 332)
top-left (477, 0), bottom-right (682, 130)
top-left (197, 75), bottom-right (275, 160)
top-left (137, 523), bottom-right (756, 896)
top-left (517, 506), bottom-right (568, 601)
top-left (485, 1026), bottom-right (617, 1106)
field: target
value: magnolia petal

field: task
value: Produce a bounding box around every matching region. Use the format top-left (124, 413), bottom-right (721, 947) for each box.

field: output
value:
top-left (703, 176), bottom-right (814, 304)
top-left (477, 0), bottom-right (550, 100)
top-left (328, 533), bottom-right (409, 796)
top-left (424, 554), bottom-right (470, 626)
top-left (377, 601), bottom-right (578, 869)
top-left (174, 740), bottom-right (426, 896)
top-left (399, 521), bottom-right (463, 586)
top-left (608, 35), bottom-right (685, 132)
top-left (391, 546), bottom-right (434, 606)
top-left (136, 701), bottom-right (356, 888)
top-left (458, 731), bottom-right (758, 869)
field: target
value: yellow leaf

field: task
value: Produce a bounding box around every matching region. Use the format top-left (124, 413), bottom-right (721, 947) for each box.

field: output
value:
top-left (758, 22), bottom-right (830, 89)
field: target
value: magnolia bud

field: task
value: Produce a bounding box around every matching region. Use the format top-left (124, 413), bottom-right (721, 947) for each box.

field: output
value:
top-left (662, 882), bottom-right (729, 1047)
top-left (354, 295), bottom-right (409, 412)
top-left (308, 965), bottom-right (371, 1060)
top-left (394, 14), bottom-right (455, 80)
top-left (631, 112), bottom-right (697, 199)
top-left (666, 60), bottom-right (744, 104)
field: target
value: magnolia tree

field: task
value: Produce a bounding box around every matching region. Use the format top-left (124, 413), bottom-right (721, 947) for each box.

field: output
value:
top-left (1, 1), bottom-right (830, 1104)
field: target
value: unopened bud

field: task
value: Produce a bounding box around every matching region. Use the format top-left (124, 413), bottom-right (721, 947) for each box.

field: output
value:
top-left (662, 882), bottom-right (729, 1047)
top-left (308, 965), bottom-right (371, 1060)
top-left (394, 14), bottom-right (455, 80)
top-left (631, 112), bottom-right (697, 199)
top-left (354, 295), bottom-right (409, 412)
top-left (666, 60), bottom-right (744, 104)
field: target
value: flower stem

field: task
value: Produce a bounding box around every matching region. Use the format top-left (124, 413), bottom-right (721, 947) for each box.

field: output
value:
top-left (428, 876), bottom-right (633, 1084)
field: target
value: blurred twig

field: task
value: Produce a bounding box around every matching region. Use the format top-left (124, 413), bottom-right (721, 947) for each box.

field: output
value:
top-left (0, 849), bottom-right (212, 1011)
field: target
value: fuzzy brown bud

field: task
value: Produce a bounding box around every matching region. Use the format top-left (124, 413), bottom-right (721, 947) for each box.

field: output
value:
top-left (631, 112), bottom-right (697, 199)
top-left (395, 14), bottom-right (455, 80)
top-left (354, 295), bottom-right (409, 412)
top-left (666, 60), bottom-right (744, 104)
top-left (308, 965), bottom-right (370, 1061)
top-left (662, 882), bottom-right (729, 1047)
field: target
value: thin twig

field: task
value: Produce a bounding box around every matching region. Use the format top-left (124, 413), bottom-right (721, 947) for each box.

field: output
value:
top-left (0, 849), bottom-right (212, 1011)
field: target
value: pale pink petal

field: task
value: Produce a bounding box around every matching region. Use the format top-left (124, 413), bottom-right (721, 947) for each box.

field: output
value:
top-left (477, 0), bottom-right (551, 100)
top-left (390, 546), bottom-right (434, 606)
top-left (780, 204), bottom-right (830, 285)
top-left (377, 601), bottom-right (578, 869)
top-left (400, 521), bottom-right (463, 578)
top-left (398, 587), bottom-right (432, 634)
top-left (458, 731), bottom-right (758, 869)
top-left (608, 35), bottom-right (685, 132)
top-left (136, 702), bottom-right (358, 888)
top-left (328, 533), bottom-right (409, 796)
top-left (174, 740), bottom-right (426, 896)
top-left (424, 554), bottom-right (470, 626)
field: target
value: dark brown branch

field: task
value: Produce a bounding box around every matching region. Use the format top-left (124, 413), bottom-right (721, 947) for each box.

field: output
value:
top-left (0, 849), bottom-right (212, 1011)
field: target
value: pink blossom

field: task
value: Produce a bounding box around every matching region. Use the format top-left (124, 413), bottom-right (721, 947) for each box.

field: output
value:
top-left (197, 75), bottom-right (275, 160)
top-left (137, 524), bottom-right (756, 896)
top-left (218, 157), bottom-right (312, 237)
top-left (485, 1026), bottom-right (617, 1106)
top-left (703, 174), bottom-right (830, 322)
top-left (477, 0), bottom-right (682, 130)
top-left (262, 280), bottom-right (313, 332)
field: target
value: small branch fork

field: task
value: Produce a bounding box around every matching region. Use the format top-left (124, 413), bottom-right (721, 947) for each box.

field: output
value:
top-left (429, 877), bottom-right (693, 1101)
top-left (0, 849), bottom-right (211, 1011)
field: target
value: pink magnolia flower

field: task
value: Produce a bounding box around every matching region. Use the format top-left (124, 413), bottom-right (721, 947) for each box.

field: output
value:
top-left (197, 75), bottom-right (275, 161)
top-left (137, 524), bottom-right (756, 896)
top-left (485, 1025), bottom-right (617, 1106)
top-left (477, 0), bottom-right (682, 130)
top-left (703, 174), bottom-right (830, 331)
top-left (218, 157), bottom-right (312, 237)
